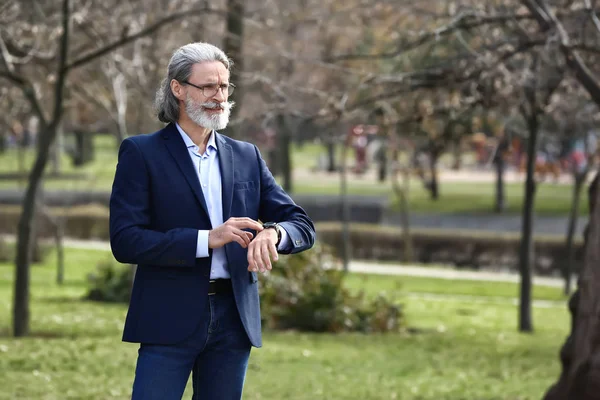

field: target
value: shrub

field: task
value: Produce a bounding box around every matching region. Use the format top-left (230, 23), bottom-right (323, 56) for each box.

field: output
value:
top-left (86, 258), bottom-right (133, 303)
top-left (84, 245), bottom-right (403, 333)
top-left (259, 244), bottom-right (403, 333)
top-left (0, 204), bottom-right (109, 240)
top-left (0, 240), bottom-right (49, 264)
top-left (316, 222), bottom-right (584, 276)
top-left (0, 238), bottom-right (11, 262)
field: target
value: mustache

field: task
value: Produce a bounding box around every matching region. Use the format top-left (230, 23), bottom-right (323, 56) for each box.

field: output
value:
top-left (201, 101), bottom-right (235, 111)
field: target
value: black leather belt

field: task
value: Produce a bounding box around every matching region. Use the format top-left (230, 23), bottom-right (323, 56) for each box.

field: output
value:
top-left (208, 279), bottom-right (233, 295)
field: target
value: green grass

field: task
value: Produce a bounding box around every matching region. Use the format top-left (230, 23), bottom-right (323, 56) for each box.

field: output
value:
top-left (294, 179), bottom-right (587, 216)
top-left (344, 273), bottom-right (567, 302)
top-left (0, 248), bottom-right (569, 399)
top-left (0, 135), bottom-right (587, 216)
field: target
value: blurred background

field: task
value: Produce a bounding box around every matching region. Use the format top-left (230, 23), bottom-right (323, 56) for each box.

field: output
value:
top-left (2, 0), bottom-right (600, 399)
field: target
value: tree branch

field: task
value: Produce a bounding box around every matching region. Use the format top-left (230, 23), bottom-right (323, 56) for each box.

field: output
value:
top-left (327, 12), bottom-right (534, 62)
top-left (50, 0), bottom-right (71, 126)
top-left (584, 0), bottom-right (600, 35)
top-left (571, 44), bottom-right (600, 55)
top-left (531, 0), bottom-right (600, 106)
top-left (0, 70), bottom-right (25, 86)
top-left (521, 0), bottom-right (552, 31)
top-left (64, 6), bottom-right (228, 73)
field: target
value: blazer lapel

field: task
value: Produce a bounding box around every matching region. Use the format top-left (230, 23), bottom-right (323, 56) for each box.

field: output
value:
top-left (216, 133), bottom-right (234, 222)
top-left (162, 123), bottom-right (210, 218)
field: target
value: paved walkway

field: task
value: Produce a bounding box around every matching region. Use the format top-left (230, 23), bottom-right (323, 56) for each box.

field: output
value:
top-left (294, 166), bottom-right (592, 185)
top-left (2, 236), bottom-right (567, 289)
top-left (348, 261), bottom-right (566, 288)
top-left (383, 212), bottom-right (587, 236)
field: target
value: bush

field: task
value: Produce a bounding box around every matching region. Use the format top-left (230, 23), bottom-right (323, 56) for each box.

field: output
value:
top-left (0, 238), bottom-right (11, 262)
top-left (0, 239), bottom-right (49, 264)
top-left (317, 223), bottom-right (584, 276)
top-left (86, 258), bottom-right (133, 303)
top-left (259, 244), bottom-right (403, 333)
top-left (83, 244), bottom-right (403, 333)
top-left (0, 204), bottom-right (109, 240)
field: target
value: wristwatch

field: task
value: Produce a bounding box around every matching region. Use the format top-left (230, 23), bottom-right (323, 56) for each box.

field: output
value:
top-left (263, 222), bottom-right (281, 246)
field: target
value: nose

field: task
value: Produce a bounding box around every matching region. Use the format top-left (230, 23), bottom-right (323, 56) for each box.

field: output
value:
top-left (214, 87), bottom-right (226, 103)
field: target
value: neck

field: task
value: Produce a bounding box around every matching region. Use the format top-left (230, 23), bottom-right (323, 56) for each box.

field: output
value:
top-left (177, 114), bottom-right (211, 147)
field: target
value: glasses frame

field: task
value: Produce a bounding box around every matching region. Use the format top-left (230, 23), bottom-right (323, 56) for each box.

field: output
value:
top-left (182, 80), bottom-right (235, 97)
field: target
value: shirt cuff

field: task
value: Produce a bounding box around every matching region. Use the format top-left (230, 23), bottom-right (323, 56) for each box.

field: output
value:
top-left (277, 225), bottom-right (290, 251)
top-left (196, 230), bottom-right (210, 258)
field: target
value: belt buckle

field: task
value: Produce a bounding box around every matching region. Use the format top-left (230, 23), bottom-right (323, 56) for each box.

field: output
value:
top-left (208, 279), bottom-right (216, 296)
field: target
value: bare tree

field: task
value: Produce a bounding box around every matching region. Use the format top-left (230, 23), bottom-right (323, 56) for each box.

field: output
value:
top-left (0, 0), bottom-right (229, 337)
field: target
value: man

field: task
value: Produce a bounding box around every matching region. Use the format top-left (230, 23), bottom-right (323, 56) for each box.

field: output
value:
top-left (109, 42), bottom-right (315, 399)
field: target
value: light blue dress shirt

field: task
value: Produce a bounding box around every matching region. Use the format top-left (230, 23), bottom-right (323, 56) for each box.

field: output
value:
top-left (176, 123), bottom-right (289, 279)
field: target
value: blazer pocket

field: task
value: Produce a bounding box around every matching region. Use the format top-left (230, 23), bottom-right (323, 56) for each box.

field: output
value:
top-left (234, 181), bottom-right (256, 191)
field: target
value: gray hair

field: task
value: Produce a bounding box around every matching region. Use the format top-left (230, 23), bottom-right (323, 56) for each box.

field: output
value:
top-left (155, 42), bottom-right (232, 124)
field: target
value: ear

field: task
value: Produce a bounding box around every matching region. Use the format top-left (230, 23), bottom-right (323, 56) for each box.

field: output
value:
top-left (170, 79), bottom-right (186, 101)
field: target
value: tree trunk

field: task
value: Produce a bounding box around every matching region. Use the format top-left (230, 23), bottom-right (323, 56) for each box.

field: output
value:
top-left (326, 140), bottom-right (336, 172)
top-left (340, 132), bottom-right (351, 273)
top-left (113, 74), bottom-right (128, 145)
top-left (543, 173), bottom-right (600, 400)
top-left (14, 125), bottom-right (59, 336)
top-left (518, 113), bottom-right (538, 333)
top-left (495, 153), bottom-right (506, 213)
top-left (267, 149), bottom-right (278, 176)
top-left (114, 124), bottom-right (127, 146)
top-left (392, 152), bottom-right (413, 263)
top-left (50, 122), bottom-right (63, 176)
top-left (13, 0), bottom-right (71, 338)
top-left (55, 219), bottom-right (65, 285)
top-left (377, 143), bottom-right (387, 182)
top-left (452, 140), bottom-right (462, 170)
top-left (223, 0), bottom-right (244, 139)
top-left (429, 152), bottom-right (439, 200)
top-left (564, 173), bottom-right (585, 296)
top-left (277, 114), bottom-right (292, 193)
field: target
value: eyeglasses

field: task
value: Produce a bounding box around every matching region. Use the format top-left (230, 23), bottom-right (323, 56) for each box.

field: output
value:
top-left (182, 81), bottom-right (235, 97)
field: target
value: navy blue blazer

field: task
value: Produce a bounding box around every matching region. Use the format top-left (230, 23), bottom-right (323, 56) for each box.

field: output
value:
top-left (109, 123), bottom-right (315, 347)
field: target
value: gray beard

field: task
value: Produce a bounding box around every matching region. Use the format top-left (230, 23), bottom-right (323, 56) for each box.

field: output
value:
top-left (185, 98), bottom-right (232, 131)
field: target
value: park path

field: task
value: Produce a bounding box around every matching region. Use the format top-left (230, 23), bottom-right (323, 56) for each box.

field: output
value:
top-left (2, 235), bottom-right (565, 288)
top-left (349, 261), bottom-right (564, 288)
top-left (1, 235), bottom-right (568, 309)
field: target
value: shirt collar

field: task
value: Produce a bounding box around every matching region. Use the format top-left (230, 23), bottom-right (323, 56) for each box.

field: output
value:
top-left (175, 122), bottom-right (217, 152)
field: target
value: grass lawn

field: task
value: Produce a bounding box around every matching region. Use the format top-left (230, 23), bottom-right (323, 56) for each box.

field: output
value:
top-left (0, 135), bottom-right (588, 216)
top-left (294, 178), bottom-right (587, 216)
top-left (0, 248), bottom-right (569, 399)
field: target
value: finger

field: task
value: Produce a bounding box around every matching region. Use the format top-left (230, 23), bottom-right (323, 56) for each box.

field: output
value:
top-left (243, 231), bottom-right (254, 243)
top-left (260, 242), bottom-right (272, 271)
top-left (267, 242), bottom-right (278, 269)
top-left (231, 218), bottom-right (264, 231)
top-left (253, 244), bottom-right (265, 273)
top-left (232, 228), bottom-right (252, 247)
top-left (247, 242), bottom-right (257, 272)
top-left (229, 232), bottom-right (248, 248)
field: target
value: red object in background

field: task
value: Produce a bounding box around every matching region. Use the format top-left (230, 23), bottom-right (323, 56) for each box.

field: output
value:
top-left (348, 124), bottom-right (378, 173)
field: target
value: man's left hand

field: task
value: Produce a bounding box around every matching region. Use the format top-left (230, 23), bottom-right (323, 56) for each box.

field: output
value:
top-left (247, 229), bottom-right (279, 273)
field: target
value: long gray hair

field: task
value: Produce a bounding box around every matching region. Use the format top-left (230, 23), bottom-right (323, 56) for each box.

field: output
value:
top-left (155, 42), bottom-right (232, 123)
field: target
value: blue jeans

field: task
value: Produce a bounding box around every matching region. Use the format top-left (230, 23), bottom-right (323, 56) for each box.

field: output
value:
top-left (131, 292), bottom-right (252, 400)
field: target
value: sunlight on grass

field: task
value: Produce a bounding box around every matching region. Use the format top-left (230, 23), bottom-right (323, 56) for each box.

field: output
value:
top-left (0, 248), bottom-right (569, 399)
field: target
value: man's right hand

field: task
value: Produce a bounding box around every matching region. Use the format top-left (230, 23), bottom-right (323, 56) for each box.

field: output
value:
top-left (208, 217), bottom-right (264, 249)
